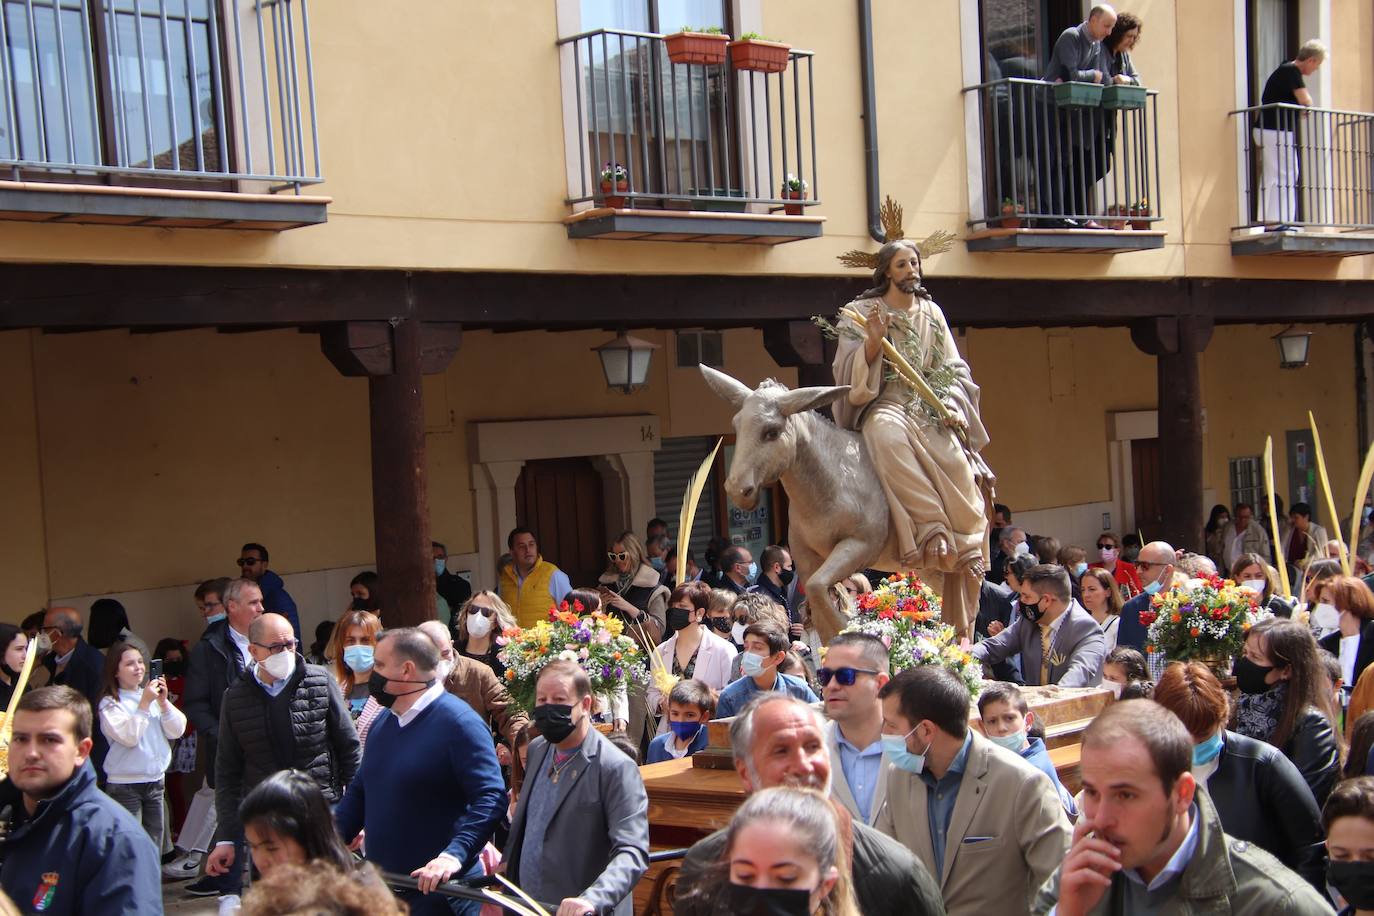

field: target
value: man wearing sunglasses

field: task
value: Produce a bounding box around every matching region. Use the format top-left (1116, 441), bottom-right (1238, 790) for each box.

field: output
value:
top-left (821, 633), bottom-right (891, 826)
top-left (236, 542), bottom-right (301, 644)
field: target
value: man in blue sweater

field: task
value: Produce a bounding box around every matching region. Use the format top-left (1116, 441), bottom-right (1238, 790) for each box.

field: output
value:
top-left (237, 542), bottom-right (301, 642)
top-left (335, 627), bottom-right (505, 916)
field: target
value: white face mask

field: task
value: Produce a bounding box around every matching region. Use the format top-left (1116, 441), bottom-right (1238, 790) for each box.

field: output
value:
top-left (1012, 541), bottom-right (1030, 558)
top-left (466, 612), bottom-right (494, 640)
top-left (436, 658), bottom-right (455, 683)
top-left (1241, 578), bottom-right (1267, 595)
top-left (1104, 679), bottom-right (1124, 699)
top-left (259, 650), bottom-right (295, 681)
top-left (731, 622), bottom-right (747, 643)
top-left (1312, 602), bottom-right (1341, 631)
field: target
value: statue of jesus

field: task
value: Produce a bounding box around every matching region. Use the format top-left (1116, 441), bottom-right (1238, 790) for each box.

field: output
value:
top-left (831, 239), bottom-right (993, 632)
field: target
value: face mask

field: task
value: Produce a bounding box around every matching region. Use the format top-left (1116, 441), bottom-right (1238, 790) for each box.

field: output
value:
top-left (649, 556), bottom-right (666, 572)
top-left (343, 645), bottom-right (375, 673)
top-left (1072, 562), bottom-right (1088, 577)
top-left (778, 568), bottom-right (795, 587)
top-left (1019, 600), bottom-right (1045, 624)
top-left (259, 650), bottom-right (296, 681)
top-left (1312, 602), bottom-right (1341, 631)
top-left (35, 632), bottom-right (53, 656)
top-left (1099, 547), bottom-right (1117, 562)
top-left (882, 725), bottom-right (930, 775)
top-left (731, 622), bottom-right (747, 643)
top-left (1217, 516), bottom-right (1230, 527)
top-left (1142, 570), bottom-right (1167, 597)
top-left (666, 608), bottom-right (693, 634)
top-left (723, 883), bottom-right (813, 916)
top-left (1233, 656), bottom-right (1276, 695)
top-left (350, 596), bottom-right (370, 611)
top-left (746, 562), bottom-right (759, 584)
top-left (1329, 861), bottom-right (1374, 910)
top-left (1241, 578), bottom-right (1267, 595)
top-left (1192, 731), bottom-right (1223, 766)
top-left (1364, 505), bottom-right (1373, 523)
top-left (741, 651), bottom-right (774, 679)
top-left (434, 558), bottom-right (447, 576)
top-left (366, 669), bottom-right (433, 709)
top-left (989, 730), bottom-right (1026, 753)
top-left (163, 659), bottom-right (186, 678)
top-left (707, 617), bottom-right (733, 634)
top-left (205, 612), bottom-right (226, 626)
top-left (1012, 541), bottom-right (1030, 558)
top-left (1104, 679), bottom-right (1124, 699)
top-left (533, 703), bottom-right (578, 744)
top-left (466, 612), bottom-right (494, 639)
top-left (668, 720), bottom-right (703, 742)
top-left (436, 658), bottom-right (455, 683)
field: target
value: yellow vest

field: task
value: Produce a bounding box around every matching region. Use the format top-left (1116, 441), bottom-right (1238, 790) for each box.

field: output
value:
top-left (501, 557), bottom-right (560, 628)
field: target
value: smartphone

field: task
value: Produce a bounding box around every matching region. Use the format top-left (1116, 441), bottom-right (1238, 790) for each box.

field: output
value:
top-left (149, 658), bottom-right (163, 682)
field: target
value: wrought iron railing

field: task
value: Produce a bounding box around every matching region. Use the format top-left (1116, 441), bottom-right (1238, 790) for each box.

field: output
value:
top-left (556, 28), bottom-right (818, 213)
top-left (1230, 102), bottom-right (1374, 231)
top-left (0, 0), bottom-right (320, 190)
top-left (962, 77), bottom-right (1161, 229)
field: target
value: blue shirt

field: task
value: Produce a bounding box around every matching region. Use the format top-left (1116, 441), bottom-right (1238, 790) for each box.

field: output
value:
top-left (1021, 737), bottom-right (1078, 818)
top-left (835, 730), bottom-right (884, 822)
top-left (713, 671), bottom-right (819, 719)
top-left (252, 665), bottom-right (288, 697)
top-left (921, 732), bottom-right (973, 875)
top-left (645, 726), bottom-right (710, 763)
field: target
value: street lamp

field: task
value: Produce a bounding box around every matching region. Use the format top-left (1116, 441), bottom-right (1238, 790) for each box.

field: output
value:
top-left (1273, 326), bottom-right (1312, 369)
top-left (593, 331), bottom-right (659, 393)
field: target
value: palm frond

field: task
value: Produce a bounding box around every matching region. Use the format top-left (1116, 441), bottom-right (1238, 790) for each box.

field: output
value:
top-left (916, 229), bottom-right (958, 259)
top-left (880, 196), bottom-right (905, 241)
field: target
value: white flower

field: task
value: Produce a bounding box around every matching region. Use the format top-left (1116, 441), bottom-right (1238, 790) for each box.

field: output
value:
top-left (557, 649), bottom-right (579, 663)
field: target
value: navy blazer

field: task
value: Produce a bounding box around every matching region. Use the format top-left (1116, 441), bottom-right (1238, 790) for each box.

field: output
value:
top-left (1117, 592), bottom-right (1151, 651)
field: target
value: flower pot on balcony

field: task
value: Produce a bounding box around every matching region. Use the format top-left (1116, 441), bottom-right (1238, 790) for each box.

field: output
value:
top-left (1104, 204), bottom-right (1131, 230)
top-left (1053, 81), bottom-right (1104, 108)
top-left (1101, 84), bottom-right (1147, 110)
top-left (1129, 206), bottom-right (1152, 230)
top-left (783, 189), bottom-right (807, 215)
top-left (664, 31), bottom-right (730, 66)
top-left (996, 202), bottom-right (1023, 229)
top-left (729, 38), bottom-right (790, 73)
top-left (600, 179), bottom-right (629, 209)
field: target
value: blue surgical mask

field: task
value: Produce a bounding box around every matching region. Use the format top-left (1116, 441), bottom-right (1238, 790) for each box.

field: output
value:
top-left (747, 561), bottom-right (759, 583)
top-left (205, 613), bottom-right (227, 626)
top-left (650, 556), bottom-right (666, 572)
top-left (989, 730), bottom-right (1026, 753)
top-left (668, 720), bottom-right (703, 742)
top-left (1142, 578), bottom-right (1165, 597)
top-left (1193, 731), bottom-right (1224, 766)
top-left (741, 651), bottom-right (774, 678)
top-left (434, 558), bottom-right (447, 576)
top-left (1073, 562), bottom-right (1088, 577)
top-left (881, 725), bottom-right (930, 775)
top-left (343, 645), bottom-right (375, 673)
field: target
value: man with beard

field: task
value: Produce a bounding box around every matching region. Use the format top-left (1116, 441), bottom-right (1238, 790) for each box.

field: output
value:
top-left (673, 693), bottom-right (944, 916)
top-left (1034, 700), bottom-right (1329, 914)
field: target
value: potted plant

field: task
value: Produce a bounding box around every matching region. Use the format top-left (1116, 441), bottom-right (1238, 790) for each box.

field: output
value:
top-left (1138, 574), bottom-right (1273, 678)
top-left (728, 32), bottom-right (791, 73)
top-left (781, 174), bottom-right (808, 215)
top-left (1102, 83), bottom-right (1147, 110)
top-left (1104, 203), bottom-right (1131, 230)
top-left (1053, 80), bottom-right (1104, 108)
top-left (664, 26), bottom-right (730, 66)
top-left (1129, 198), bottom-right (1151, 230)
top-left (996, 198), bottom-right (1023, 229)
top-left (599, 162), bottom-right (629, 209)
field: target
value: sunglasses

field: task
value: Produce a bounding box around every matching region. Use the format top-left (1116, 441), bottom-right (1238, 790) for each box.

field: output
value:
top-left (252, 639), bottom-right (296, 655)
top-left (607, 551), bottom-right (629, 562)
top-left (236, 557), bottom-right (263, 567)
top-left (817, 666), bottom-right (879, 687)
top-left (468, 606), bottom-right (495, 618)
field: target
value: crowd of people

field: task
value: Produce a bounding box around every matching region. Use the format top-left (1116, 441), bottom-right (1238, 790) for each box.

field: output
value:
top-left (8, 501), bottom-right (1374, 915)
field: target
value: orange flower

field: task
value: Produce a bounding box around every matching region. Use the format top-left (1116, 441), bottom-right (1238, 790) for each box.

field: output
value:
top-left (1189, 627), bottom-right (1200, 637)
top-left (539, 646), bottom-right (549, 655)
top-left (613, 652), bottom-right (623, 660)
top-left (1171, 612), bottom-right (1182, 623)
top-left (505, 669), bottom-right (516, 680)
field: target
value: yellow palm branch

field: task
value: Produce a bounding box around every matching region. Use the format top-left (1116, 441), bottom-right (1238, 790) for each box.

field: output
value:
top-left (1308, 412), bottom-right (1351, 575)
top-left (1264, 438), bottom-right (1292, 599)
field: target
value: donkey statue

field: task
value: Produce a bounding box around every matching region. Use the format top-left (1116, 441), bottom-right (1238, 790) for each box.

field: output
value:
top-left (700, 365), bottom-right (918, 644)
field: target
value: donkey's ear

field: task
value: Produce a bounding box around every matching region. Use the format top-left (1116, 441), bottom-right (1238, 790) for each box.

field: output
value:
top-left (774, 385), bottom-right (851, 417)
top-left (700, 365), bottom-right (753, 409)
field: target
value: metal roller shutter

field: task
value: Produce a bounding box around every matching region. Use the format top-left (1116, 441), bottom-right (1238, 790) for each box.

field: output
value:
top-left (653, 436), bottom-right (720, 561)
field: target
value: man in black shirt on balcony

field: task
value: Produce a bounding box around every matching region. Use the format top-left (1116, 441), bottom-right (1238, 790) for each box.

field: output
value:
top-left (1255, 40), bottom-right (1326, 228)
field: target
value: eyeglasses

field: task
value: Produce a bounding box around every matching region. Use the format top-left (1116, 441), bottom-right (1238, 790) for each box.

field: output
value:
top-left (236, 557), bottom-right (263, 567)
top-left (468, 606), bottom-right (495, 618)
top-left (252, 639), bottom-right (296, 655)
top-left (607, 551), bottom-right (629, 562)
top-left (817, 666), bottom-right (880, 687)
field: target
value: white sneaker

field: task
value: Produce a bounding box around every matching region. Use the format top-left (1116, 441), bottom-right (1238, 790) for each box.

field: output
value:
top-left (161, 850), bottom-right (203, 880)
top-left (216, 894), bottom-right (241, 916)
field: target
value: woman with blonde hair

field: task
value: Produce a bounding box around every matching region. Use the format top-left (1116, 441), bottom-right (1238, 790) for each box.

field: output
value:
top-left (329, 610), bottom-right (382, 720)
top-left (456, 590), bottom-right (517, 680)
top-left (598, 529), bottom-right (671, 752)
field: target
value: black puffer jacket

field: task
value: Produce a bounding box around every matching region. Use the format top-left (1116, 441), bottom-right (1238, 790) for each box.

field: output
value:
top-left (183, 620), bottom-right (245, 788)
top-left (213, 656), bottom-right (360, 843)
top-left (1203, 730), bottom-right (1327, 892)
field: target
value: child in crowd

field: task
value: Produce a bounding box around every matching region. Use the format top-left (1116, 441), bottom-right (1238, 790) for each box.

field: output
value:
top-left (97, 640), bottom-right (187, 845)
top-left (1101, 646), bottom-right (1150, 699)
top-left (976, 682), bottom-right (1077, 818)
top-left (239, 769), bottom-right (356, 880)
top-left (646, 679), bottom-right (715, 763)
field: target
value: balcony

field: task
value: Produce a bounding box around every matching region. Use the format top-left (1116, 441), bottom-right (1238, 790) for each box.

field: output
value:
top-left (962, 78), bottom-right (1164, 254)
top-left (556, 28), bottom-right (821, 245)
top-left (0, 0), bottom-right (326, 230)
top-left (1230, 103), bottom-right (1374, 257)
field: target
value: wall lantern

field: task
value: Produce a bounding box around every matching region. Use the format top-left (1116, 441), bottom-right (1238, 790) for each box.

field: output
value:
top-left (593, 331), bottom-right (659, 393)
top-left (1273, 326), bottom-right (1312, 369)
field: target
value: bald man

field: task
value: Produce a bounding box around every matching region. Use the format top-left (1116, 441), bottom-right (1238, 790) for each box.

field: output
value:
top-left (41, 606), bottom-right (105, 706)
top-left (1117, 541), bottom-right (1177, 652)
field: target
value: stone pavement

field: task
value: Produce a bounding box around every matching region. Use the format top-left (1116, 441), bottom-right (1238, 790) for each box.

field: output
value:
top-left (163, 881), bottom-right (225, 914)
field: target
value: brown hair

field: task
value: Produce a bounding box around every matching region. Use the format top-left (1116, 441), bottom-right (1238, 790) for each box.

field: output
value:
top-left (1106, 11), bottom-right (1143, 53)
top-left (329, 610), bottom-right (382, 693)
top-left (99, 640), bottom-right (147, 702)
top-left (1347, 713), bottom-right (1374, 780)
top-left (1153, 662), bottom-right (1229, 741)
top-left (1323, 775), bottom-right (1374, 832)
top-left (1083, 700), bottom-right (1191, 793)
top-left (1326, 576), bottom-right (1374, 621)
top-left (510, 723), bottom-right (534, 798)
top-left (1247, 618), bottom-right (1345, 755)
top-left (17, 685), bottom-right (93, 743)
top-left (977, 682), bottom-right (1028, 717)
top-left (1058, 545), bottom-right (1087, 568)
top-left (744, 618), bottom-right (790, 656)
top-left (669, 580), bottom-right (712, 613)
top-left (240, 861), bottom-right (406, 915)
top-left (669, 678), bottom-right (717, 716)
top-left (1080, 568), bottom-right (1124, 617)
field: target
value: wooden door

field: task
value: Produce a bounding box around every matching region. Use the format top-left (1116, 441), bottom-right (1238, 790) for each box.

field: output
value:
top-left (515, 458), bottom-right (607, 591)
top-left (1131, 437), bottom-right (1164, 539)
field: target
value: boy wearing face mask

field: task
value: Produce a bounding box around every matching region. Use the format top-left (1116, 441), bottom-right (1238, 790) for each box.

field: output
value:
top-left (645, 679), bottom-right (715, 762)
top-left (977, 683), bottom-right (1077, 818)
top-left (714, 619), bottom-right (819, 720)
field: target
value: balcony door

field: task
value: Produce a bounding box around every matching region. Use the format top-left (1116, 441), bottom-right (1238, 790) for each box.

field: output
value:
top-left (577, 0), bottom-right (737, 203)
top-left (978, 0), bottom-right (1081, 81)
top-left (1246, 0), bottom-right (1297, 108)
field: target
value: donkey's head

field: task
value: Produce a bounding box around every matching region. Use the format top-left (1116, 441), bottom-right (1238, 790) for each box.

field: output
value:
top-left (700, 365), bottom-right (849, 510)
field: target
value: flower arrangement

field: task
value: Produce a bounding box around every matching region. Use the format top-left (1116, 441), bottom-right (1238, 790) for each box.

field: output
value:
top-left (1139, 575), bottom-right (1273, 662)
top-left (839, 572), bottom-right (982, 697)
top-left (782, 174), bottom-right (808, 194)
top-left (600, 162), bottom-right (628, 185)
top-left (498, 600), bottom-right (649, 715)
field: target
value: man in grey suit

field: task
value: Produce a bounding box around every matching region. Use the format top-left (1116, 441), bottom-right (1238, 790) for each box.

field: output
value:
top-left (504, 661), bottom-right (648, 916)
top-left (972, 564), bottom-right (1106, 687)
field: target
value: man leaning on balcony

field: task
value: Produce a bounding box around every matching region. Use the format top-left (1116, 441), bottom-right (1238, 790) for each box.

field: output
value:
top-left (1255, 40), bottom-right (1327, 230)
top-left (1040, 5), bottom-right (1118, 228)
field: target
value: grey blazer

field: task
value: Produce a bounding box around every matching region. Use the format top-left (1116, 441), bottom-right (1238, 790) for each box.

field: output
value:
top-left (504, 727), bottom-right (650, 915)
top-left (825, 719), bottom-right (888, 827)
top-left (972, 602), bottom-right (1106, 687)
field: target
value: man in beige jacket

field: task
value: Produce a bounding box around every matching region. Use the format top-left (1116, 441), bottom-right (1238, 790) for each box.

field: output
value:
top-left (876, 666), bottom-right (1071, 915)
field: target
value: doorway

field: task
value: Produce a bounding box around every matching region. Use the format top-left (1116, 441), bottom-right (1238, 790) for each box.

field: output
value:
top-left (1131, 437), bottom-right (1163, 540)
top-left (515, 457), bottom-right (608, 590)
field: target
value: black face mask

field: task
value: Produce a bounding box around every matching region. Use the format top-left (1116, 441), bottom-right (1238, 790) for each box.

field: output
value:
top-left (1330, 860), bottom-right (1374, 910)
top-left (706, 617), bottom-right (733, 634)
top-left (1233, 656), bottom-right (1276, 695)
top-left (366, 670), bottom-right (433, 709)
top-left (350, 596), bottom-right (370, 611)
top-left (533, 703), bottom-right (578, 744)
top-left (666, 608), bottom-right (694, 634)
top-left (1019, 600), bottom-right (1045, 624)
top-left (778, 568), bottom-right (795, 587)
top-left (723, 883), bottom-right (813, 916)
top-left (162, 659), bottom-right (186, 678)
